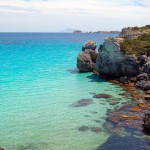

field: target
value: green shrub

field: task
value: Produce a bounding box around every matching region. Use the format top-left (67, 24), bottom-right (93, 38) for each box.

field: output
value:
top-left (120, 33), bottom-right (150, 56)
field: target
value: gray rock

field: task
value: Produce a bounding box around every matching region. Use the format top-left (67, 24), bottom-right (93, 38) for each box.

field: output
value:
top-left (129, 77), bottom-right (137, 82)
top-left (95, 40), bottom-right (139, 77)
top-left (77, 53), bottom-right (94, 72)
top-left (138, 55), bottom-right (148, 66)
top-left (143, 114), bottom-right (150, 130)
top-left (136, 80), bottom-right (147, 89)
top-left (120, 76), bottom-right (128, 84)
top-left (143, 62), bottom-right (150, 74)
top-left (137, 73), bottom-right (149, 81)
top-left (82, 40), bottom-right (97, 51)
top-left (143, 82), bottom-right (150, 90)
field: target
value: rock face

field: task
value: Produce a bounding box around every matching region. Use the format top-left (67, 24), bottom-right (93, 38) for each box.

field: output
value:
top-left (82, 40), bottom-right (97, 51)
top-left (85, 49), bottom-right (98, 63)
top-left (119, 27), bottom-right (142, 39)
top-left (95, 39), bottom-right (139, 77)
top-left (77, 53), bottom-right (94, 72)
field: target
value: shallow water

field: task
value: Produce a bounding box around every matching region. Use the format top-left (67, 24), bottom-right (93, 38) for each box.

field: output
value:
top-left (0, 33), bottom-right (130, 150)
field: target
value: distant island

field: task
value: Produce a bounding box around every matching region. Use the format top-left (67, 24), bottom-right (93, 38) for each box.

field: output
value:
top-left (59, 28), bottom-right (120, 34)
top-left (73, 30), bottom-right (120, 34)
top-left (84, 30), bottom-right (121, 34)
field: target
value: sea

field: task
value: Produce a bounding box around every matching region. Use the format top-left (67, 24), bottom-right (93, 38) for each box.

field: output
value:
top-left (0, 33), bottom-right (132, 150)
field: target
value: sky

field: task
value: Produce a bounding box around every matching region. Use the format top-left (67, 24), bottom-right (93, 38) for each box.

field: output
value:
top-left (0, 0), bottom-right (150, 32)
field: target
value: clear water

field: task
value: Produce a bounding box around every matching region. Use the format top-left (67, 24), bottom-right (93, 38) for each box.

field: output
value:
top-left (0, 33), bottom-right (127, 150)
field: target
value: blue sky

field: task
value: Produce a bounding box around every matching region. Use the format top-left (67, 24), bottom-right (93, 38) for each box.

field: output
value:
top-left (0, 0), bottom-right (150, 32)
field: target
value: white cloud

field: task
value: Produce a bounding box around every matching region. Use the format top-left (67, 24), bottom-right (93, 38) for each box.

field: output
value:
top-left (0, 0), bottom-right (150, 31)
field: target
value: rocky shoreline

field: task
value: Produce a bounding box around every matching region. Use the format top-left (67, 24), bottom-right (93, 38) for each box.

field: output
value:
top-left (77, 25), bottom-right (150, 138)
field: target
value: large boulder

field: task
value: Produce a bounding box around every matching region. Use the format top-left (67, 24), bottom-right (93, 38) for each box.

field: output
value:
top-left (77, 53), bottom-right (94, 72)
top-left (95, 39), bottom-right (139, 77)
top-left (85, 49), bottom-right (98, 63)
top-left (82, 40), bottom-right (97, 51)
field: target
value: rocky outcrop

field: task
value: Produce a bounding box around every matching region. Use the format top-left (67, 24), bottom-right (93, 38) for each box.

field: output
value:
top-left (95, 39), bottom-right (139, 77)
top-left (119, 27), bottom-right (142, 39)
top-left (77, 41), bottom-right (98, 72)
top-left (77, 53), bottom-right (94, 72)
top-left (82, 40), bottom-right (97, 51)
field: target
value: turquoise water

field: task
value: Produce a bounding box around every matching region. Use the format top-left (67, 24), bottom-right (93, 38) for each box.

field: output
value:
top-left (0, 33), bottom-right (127, 150)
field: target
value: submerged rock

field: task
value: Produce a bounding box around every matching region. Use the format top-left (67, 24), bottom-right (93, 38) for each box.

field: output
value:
top-left (77, 53), bottom-right (94, 72)
top-left (90, 127), bottom-right (101, 133)
top-left (93, 94), bottom-right (112, 99)
top-left (82, 40), bottom-right (97, 51)
top-left (79, 126), bottom-right (101, 133)
top-left (71, 99), bottom-right (93, 107)
top-left (79, 126), bottom-right (90, 132)
top-left (0, 148), bottom-right (5, 150)
top-left (109, 101), bottom-right (119, 105)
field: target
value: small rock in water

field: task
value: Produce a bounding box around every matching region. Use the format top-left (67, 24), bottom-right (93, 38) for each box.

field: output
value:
top-left (93, 120), bottom-right (101, 123)
top-left (84, 115), bottom-right (90, 117)
top-left (71, 99), bottom-right (93, 107)
top-left (110, 102), bottom-right (120, 105)
top-left (90, 111), bottom-right (98, 114)
top-left (79, 126), bottom-right (90, 132)
top-left (0, 148), bottom-right (5, 150)
top-left (90, 127), bottom-right (101, 133)
top-left (93, 94), bottom-right (112, 99)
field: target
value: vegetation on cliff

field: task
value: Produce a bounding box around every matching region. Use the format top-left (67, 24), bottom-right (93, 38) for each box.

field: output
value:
top-left (132, 25), bottom-right (150, 33)
top-left (120, 26), bottom-right (150, 56)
